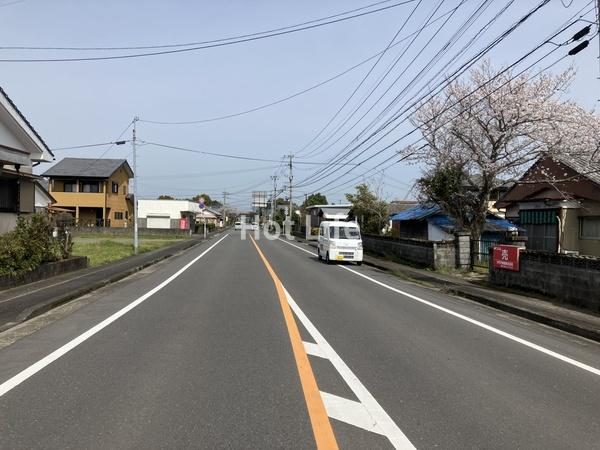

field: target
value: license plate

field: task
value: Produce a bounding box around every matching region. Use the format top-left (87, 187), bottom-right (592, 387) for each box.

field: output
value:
top-left (336, 255), bottom-right (344, 260)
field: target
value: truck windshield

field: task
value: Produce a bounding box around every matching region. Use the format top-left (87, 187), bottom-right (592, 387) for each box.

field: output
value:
top-left (330, 227), bottom-right (360, 239)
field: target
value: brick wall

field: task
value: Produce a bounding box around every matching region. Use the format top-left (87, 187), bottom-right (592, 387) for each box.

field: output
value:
top-left (490, 250), bottom-right (600, 312)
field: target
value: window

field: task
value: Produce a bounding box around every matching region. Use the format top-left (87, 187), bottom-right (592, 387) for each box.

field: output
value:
top-left (580, 217), bottom-right (600, 239)
top-left (81, 181), bottom-right (99, 193)
top-left (0, 179), bottom-right (18, 212)
top-left (112, 182), bottom-right (119, 194)
top-left (64, 181), bottom-right (76, 192)
top-left (114, 212), bottom-right (123, 220)
top-left (125, 211), bottom-right (129, 219)
top-left (329, 226), bottom-right (360, 239)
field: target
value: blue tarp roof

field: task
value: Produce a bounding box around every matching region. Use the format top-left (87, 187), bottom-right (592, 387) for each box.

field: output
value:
top-left (391, 204), bottom-right (519, 233)
top-left (390, 204), bottom-right (441, 221)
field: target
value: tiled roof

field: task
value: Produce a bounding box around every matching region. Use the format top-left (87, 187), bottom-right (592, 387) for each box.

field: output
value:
top-left (42, 158), bottom-right (133, 178)
top-left (554, 154), bottom-right (600, 186)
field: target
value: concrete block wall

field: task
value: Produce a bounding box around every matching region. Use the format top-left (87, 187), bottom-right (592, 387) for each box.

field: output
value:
top-left (490, 251), bottom-right (600, 312)
top-left (363, 234), bottom-right (446, 268)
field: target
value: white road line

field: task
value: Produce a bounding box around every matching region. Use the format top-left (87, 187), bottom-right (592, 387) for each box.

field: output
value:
top-left (278, 238), bottom-right (317, 255)
top-left (303, 341), bottom-right (327, 359)
top-left (339, 265), bottom-right (600, 378)
top-left (0, 234), bottom-right (229, 398)
top-left (320, 391), bottom-right (383, 436)
top-left (277, 237), bottom-right (600, 378)
top-left (284, 287), bottom-right (415, 449)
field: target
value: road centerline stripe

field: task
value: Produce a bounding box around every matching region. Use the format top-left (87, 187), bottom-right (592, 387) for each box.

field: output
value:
top-left (0, 233), bottom-right (230, 398)
top-left (250, 236), bottom-right (338, 450)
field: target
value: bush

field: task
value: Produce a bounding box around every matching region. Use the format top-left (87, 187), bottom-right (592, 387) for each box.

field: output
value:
top-left (0, 213), bottom-right (66, 276)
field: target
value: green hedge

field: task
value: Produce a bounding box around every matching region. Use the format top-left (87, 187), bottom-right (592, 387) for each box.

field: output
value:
top-left (0, 213), bottom-right (69, 276)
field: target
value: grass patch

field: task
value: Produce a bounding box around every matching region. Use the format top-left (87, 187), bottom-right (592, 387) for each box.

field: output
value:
top-left (72, 237), bottom-right (188, 267)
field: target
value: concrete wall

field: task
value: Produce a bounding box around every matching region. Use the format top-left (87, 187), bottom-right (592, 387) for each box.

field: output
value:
top-left (490, 250), bottom-right (600, 312)
top-left (362, 234), bottom-right (455, 269)
top-left (0, 256), bottom-right (88, 290)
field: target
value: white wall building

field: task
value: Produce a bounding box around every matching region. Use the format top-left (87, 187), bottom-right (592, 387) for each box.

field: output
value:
top-left (137, 199), bottom-right (200, 230)
top-left (0, 86), bottom-right (54, 233)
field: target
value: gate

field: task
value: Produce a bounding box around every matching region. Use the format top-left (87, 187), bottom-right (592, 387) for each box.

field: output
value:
top-left (471, 239), bottom-right (497, 269)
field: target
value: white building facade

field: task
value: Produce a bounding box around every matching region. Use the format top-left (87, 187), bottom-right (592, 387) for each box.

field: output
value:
top-left (137, 199), bottom-right (200, 230)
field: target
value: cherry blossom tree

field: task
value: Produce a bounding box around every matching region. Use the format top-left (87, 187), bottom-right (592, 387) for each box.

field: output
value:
top-left (403, 60), bottom-right (600, 238)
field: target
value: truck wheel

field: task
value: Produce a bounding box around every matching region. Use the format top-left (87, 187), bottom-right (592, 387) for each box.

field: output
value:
top-left (356, 261), bottom-right (363, 266)
top-left (325, 252), bottom-right (331, 264)
top-left (317, 248), bottom-right (322, 260)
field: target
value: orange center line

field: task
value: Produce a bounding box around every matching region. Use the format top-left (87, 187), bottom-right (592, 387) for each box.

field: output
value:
top-left (250, 236), bottom-right (338, 450)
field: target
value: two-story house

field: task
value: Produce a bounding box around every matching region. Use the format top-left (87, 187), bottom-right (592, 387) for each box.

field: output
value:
top-left (0, 86), bottom-right (54, 233)
top-left (43, 158), bottom-right (133, 227)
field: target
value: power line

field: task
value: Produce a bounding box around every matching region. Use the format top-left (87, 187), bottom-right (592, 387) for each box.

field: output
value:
top-left (140, 141), bottom-right (360, 165)
top-left (1, 0), bottom-right (399, 51)
top-left (138, 4), bottom-right (460, 126)
top-left (294, 0), bottom-right (519, 186)
top-left (296, 0), bottom-right (469, 160)
top-left (0, 0), bottom-right (418, 63)
top-left (51, 140), bottom-right (129, 151)
top-left (293, 0), bottom-right (425, 157)
top-left (293, 0), bottom-right (566, 189)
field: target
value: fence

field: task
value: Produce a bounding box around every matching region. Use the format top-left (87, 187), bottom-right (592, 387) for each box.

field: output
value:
top-left (471, 239), bottom-right (497, 269)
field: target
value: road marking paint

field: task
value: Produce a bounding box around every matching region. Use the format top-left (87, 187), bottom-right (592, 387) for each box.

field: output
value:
top-left (339, 265), bottom-right (600, 378)
top-left (250, 236), bottom-right (338, 450)
top-left (0, 234), bottom-right (230, 398)
top-left (303, 341), bottom-right (327, 359)
top-left (284, 287), bottom-right (415, 449)
top-left (279, 238), bottom-right (317, 255)
top-left (320, 391), bottom-right (382, 435)
top-left (277, 237), bottom-right (600, 378)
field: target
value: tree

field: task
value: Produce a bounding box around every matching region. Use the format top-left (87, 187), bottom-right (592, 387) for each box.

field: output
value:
top-left (302, 193), bottom-right (328, 208)
top-left (416, 164), bottom-right (481, 237)
top-left (158, 195), bottom-right (174, 200)
top-left (403, 61), bottom-right (600, 238)
top-left (345, 183), bottom-right (388, 235)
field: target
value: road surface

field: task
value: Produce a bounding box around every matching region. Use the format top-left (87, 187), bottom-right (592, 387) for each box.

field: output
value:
top-left (0, 231), bottom-right (599, 449)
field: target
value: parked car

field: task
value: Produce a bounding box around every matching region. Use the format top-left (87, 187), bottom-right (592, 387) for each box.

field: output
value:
top-left (234, 221), bottom-right (242, 230)
top-left (317, 221), bottom-right (363, 265)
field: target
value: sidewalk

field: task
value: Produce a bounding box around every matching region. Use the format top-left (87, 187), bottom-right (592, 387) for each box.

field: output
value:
top-left (0, 231), bottom-right (224, 332)
top-left (296, 236), bottom-right (600, 343)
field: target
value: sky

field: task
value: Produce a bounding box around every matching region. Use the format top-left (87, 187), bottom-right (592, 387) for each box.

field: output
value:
top-left (0, 0), bottom-right (598, 210)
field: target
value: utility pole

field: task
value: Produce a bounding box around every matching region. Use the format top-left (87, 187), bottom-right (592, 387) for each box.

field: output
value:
top-left (132, 116), bottom-right (139, 254)
top-left (222, 191), bottom-right (229, 226)
top-left (288, 154), bottom-right (293, 227)
top-left (270, 175), bottom-right (278, 221)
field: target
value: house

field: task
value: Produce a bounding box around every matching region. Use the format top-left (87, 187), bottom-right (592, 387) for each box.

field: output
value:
top-left (0, 86), bottom-right (54, 232)
top-left (196, 207), bottom-right (222, 226)
top-left (306, 204), bottom-right (352, 228)
top-left (137, 199), bottom-right (199, 230)
top-left (387, 200), bottom-right (418, 231)
top-left (496, 154), bottom-right (600, 256)
top-left (42, 158), bottom-right (133, 227)
top-left (390, 204), bottom-right (519, 242)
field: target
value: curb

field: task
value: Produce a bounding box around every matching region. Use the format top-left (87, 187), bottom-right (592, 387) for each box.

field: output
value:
top-left (2, 232), bottom-right (224, 332)
top-left (362, 258), bottom-right (600, 344)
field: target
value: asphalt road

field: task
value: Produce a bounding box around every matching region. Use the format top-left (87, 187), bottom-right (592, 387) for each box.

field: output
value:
top-left (0, 231), bottom-right (599, 449)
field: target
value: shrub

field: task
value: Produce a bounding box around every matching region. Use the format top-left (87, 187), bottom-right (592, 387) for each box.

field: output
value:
top-left (0, 213), bottom-right (66, 276)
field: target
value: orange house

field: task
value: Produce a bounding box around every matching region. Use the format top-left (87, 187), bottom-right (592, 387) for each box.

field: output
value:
top-left (43, 158), bottom-right (133, 227)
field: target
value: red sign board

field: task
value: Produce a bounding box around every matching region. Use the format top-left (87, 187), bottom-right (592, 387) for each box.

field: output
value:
top-left (179, 218), bottom-right (188, 230)
top-left (492, 245), bottom-right (520, 271)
